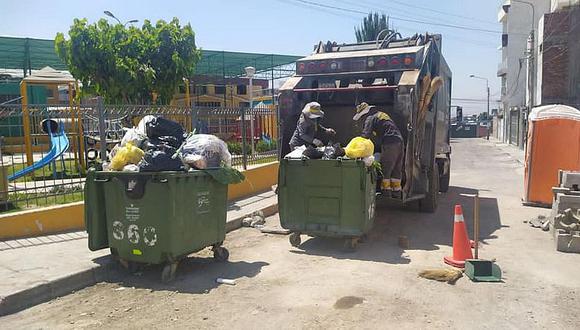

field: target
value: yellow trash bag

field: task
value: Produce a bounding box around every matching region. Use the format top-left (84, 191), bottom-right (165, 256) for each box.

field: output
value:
top-left (345, 137), bottom-right (374, 158)
top-left (110, 142), bottom-right (145, 171)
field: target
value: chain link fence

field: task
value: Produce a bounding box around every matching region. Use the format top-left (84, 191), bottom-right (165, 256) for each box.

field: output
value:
top-left (0, 101), bottom-right (279, 212)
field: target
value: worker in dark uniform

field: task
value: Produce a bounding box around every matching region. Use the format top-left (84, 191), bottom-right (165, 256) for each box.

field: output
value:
top-left (289, 102), bottom-right (336, 149)
top-left (353, 102), bottom-right (404, 197)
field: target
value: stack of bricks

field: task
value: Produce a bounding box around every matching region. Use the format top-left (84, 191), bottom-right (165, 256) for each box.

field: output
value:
top-left (551, 171), bottom-right (580, 253)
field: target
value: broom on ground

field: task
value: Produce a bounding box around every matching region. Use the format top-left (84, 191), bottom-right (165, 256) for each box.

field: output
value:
top-left (418, 268), bottom-right (463, 284)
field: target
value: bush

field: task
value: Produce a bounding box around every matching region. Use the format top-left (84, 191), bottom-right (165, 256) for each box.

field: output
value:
top-left (227, 142), bottom-right (243, 155)
top-left (226, 141), bottom-right (250, 155)
top-left (256, 139), bottom-right (278, 153)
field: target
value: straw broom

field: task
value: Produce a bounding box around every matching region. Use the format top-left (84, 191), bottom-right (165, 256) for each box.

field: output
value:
top-left (418, 268), bottom-right (463, 284)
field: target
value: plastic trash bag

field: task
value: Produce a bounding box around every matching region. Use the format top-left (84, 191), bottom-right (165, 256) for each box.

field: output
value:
top-left (138, 149), bottom-right (184, 172)
top-left (285, 146), bottom-right (306, 159)
top-left (120, 128), bottom-right (147, 148)
top-left (145, 117), bottom-right (185, 146)
top-left (362, 155), bottom-right (375, 167)
top-left (122, 164), bottom-right (140, 172)
top-left (150, 135), bottom-right (182, 149)
top-left (322, 143), bottom-right (345, 160)
top-left (182, 154), bottom-right (207, 170)
top-left (178, 134), bottom-right (232, 168)
top-left (345, 137), bottom-right (374, 158)
top-left (302, 146), bottom-right (324, 159)
top-left (136, 115), bottom-right (156, 136)
top-left (110, 142), bottom-right (145, 171)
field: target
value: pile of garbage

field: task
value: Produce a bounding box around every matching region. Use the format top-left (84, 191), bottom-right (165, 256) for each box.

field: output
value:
top-left (103, 116), bottom-right (241, 182)
top-left (284, 136), bottom-right (376, 167)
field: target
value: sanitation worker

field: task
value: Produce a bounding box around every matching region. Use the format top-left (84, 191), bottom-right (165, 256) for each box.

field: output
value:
top-left (353, 102), bottom-right (404, 198)
top-left (289, 102), bottom-right (336, 149)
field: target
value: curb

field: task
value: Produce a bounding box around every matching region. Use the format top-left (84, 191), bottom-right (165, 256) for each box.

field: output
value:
top-left (225, 203), bottom-right (279, 232)
top-left (0, 202), bottom-right (278, 317)
top-left (0, 258), bottom-right (118, 317)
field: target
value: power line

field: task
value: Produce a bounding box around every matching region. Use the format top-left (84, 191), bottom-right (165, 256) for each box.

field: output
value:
top-left (334, 0), bottom-right (487, 29)
top-left (358, 0), bottom-right (498, 27)
top-left (287, 0), bottom-right (504, 34)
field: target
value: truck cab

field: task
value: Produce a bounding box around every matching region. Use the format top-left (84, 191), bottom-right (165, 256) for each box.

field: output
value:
top-left (278, 33), bottom-right (452, 212)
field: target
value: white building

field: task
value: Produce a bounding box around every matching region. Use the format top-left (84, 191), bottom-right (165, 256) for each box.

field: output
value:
top-left (497, 0), bottom-right (551, 148)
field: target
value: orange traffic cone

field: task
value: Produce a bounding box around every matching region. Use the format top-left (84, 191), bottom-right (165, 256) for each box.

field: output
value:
top-left (444, 205), bottom-right (473, 268)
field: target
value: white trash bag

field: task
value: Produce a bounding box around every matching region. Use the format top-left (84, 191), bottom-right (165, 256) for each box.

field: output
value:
top-left (178, 134), bottom-right (232, 169)
top-left (136, 115), bottom-right (156, 136)
top-left (120, 128), bottom-right (146, 148)
top-left (284, 145), bottom-right (306, 159)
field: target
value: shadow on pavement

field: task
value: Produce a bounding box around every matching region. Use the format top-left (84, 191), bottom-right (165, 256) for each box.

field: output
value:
top-left (289, 236), bottom-right (411, 264)
top-left (103, 256), bottom-right (268, 294)
top-left (373, 185), bottom-right (502, 252)
top-left (287, 185), bottom-right (501, 264)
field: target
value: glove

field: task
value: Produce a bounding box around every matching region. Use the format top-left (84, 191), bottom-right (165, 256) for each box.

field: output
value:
top-left (326, 128), bottom-right (336, 135)
top-left (313, 139), bottom-right (323, 147)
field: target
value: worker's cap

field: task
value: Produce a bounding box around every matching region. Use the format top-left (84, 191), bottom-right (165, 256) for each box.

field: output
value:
top-left (302, 102), bottom-right (324, 119)
top-left (353, 102), bottom-right (375, 121)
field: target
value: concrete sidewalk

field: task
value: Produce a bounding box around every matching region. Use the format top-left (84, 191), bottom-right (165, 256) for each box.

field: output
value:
top-left (0, 190), bottom-right (278, 316)
top-left (488, 137), bottom-right (525, 165)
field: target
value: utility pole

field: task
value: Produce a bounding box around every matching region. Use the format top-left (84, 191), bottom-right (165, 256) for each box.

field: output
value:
top-left (469, 74), bottom-right (491, 140)
top-left (487, 83), bottom-right (491, 140)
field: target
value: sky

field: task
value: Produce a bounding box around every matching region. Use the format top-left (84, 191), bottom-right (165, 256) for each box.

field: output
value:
top-left (0, 0), bottom-right (505, 115)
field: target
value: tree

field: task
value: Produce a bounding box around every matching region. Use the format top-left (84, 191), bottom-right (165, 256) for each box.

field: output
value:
top-left (55, 18), bottom-right (200, 104)
top-left (355, 12), bottom-right (391, 43)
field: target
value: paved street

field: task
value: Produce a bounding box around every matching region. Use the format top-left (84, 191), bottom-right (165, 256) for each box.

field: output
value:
top-left (3, 138), bottom-right (580, 329)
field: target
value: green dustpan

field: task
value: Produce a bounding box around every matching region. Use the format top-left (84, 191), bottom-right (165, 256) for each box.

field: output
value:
top-left (465, 259), bottom-right (502, 282)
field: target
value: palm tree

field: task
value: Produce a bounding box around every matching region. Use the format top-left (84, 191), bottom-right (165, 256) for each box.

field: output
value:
top-left (355, 12), bottom-right (391, 43)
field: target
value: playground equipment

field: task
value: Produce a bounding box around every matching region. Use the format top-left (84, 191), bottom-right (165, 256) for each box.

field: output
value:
top-left (19, 67), bottom-right (84, 171)
top-left (8, 119), bottom-right (70, 181)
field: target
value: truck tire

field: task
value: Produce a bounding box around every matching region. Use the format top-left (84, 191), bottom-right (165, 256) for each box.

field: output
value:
top-left (439, 159), bottom-right (450, 193)
top-left (420, 162), bottom-right (439, 213)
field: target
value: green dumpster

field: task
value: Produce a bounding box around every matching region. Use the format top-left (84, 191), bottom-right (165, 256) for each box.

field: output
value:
top-left (85, 169), bottom-right (229, 282)
top-left (278, 158), bottom-right (376, 250)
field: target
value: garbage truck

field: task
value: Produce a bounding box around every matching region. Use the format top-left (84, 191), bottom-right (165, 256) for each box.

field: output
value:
top-left (278, 32), bottom-right (452, 213)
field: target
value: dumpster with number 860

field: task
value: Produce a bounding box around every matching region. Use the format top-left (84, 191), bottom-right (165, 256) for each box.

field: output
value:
top-left (85, 169), bottom-right (230, 282)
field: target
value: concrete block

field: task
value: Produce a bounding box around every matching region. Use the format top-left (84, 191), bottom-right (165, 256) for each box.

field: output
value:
top-left (554, 193), bottom-right (580, 213)
top-left (562, 171), bottom-right (580, 190)
top-left (553, 208), bottom-right (580, 231)
top-left (555, 229), bottom-right (580, 253)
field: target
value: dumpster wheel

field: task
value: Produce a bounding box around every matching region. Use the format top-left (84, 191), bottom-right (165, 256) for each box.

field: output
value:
top-left (289, 233), bottom-right (301, 247)
top-left (212, 245), bottom-right (230, 262)
top-left (161, 262), bottom-right (178, 283)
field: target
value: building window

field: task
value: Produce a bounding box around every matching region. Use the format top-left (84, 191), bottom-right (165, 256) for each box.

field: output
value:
top-left (195, 85), bottom-right (207, 95)
top-left (215, 85), bottom-right (226, 95)
top-left (502, 34), bottom-right (508, 47)
top-left (239, 102), bottom-right (250, 108)
top-left (237, 84), bottom-right (247, 95)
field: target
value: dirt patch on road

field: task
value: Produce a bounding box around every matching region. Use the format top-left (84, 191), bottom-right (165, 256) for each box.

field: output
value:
top-left (333, 296), bottom-right (364, 309)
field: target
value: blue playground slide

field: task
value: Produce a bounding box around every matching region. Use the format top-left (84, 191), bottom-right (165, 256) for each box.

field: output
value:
top-left (8, 124), bottom-right (70, 181)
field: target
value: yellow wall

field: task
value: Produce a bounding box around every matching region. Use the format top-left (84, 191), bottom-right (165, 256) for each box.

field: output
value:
top-left (0, 162), bottom-right (279, 240)
top-left (0, 202), bottom-right (85, 240)
top-left (228, 162), bottom-right (279, 200)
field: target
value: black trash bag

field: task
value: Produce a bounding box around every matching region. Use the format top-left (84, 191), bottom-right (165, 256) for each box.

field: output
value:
top-left (145, 117), bottom-right (185, 146)
top-left (138, 145), bottom-right (184, 172)
top-left (322, 143), bottom-right (345, 160)
top-left (150, 135), bottom-right (182, 149)
top-left (302, 146), bottom-right (324, 159)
